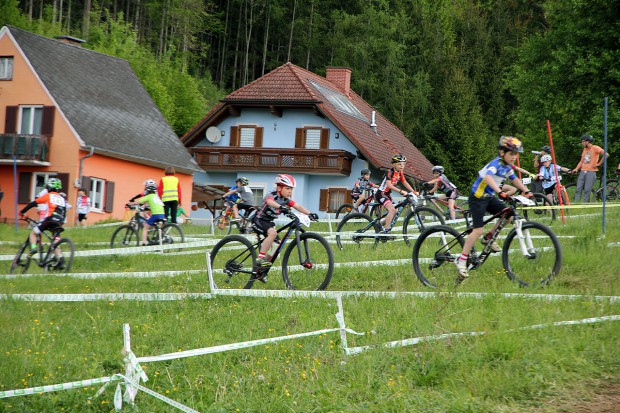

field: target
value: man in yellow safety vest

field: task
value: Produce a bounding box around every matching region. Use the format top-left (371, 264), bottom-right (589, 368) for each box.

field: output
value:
top-left (158, 166), bottom-right (181, 224)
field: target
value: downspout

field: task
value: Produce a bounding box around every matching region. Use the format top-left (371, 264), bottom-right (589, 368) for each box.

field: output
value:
top-left (78, 146), bottom-right (95, 187)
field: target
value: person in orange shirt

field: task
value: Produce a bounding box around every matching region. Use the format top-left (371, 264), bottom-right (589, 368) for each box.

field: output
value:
top-left (571, 134), bottom-right (608, 203)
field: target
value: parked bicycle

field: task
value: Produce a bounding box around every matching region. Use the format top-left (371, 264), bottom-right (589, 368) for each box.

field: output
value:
top-left (412, 195), bottom-right (562, 288)
top-left (11, 217), bottom-right (75, 274)
top-left (595, 170), bottom-right (620, 201)
top-left (335, 194), bottom-right (445, 249)
top-left (334, 188), bottom-right (385, 220)
top-left (110, 204), bottom-right (184, 249)
top-left (210, 211), bottom-right (333, 290)
top-left (563, 172), bottom-right (619, 202)
top-left (419, 187), bottom-right (469, 221)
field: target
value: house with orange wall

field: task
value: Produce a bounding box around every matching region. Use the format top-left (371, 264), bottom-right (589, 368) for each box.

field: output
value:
top-left (0, 26), bottom-right (200, 225)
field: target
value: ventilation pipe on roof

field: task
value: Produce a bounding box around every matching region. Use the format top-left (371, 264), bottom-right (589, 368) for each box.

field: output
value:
top-left (370, 111), bottom-right (378, 135)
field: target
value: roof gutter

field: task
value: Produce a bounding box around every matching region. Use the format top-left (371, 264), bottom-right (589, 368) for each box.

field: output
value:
top-left (78, 146), bottom-right (95, 188)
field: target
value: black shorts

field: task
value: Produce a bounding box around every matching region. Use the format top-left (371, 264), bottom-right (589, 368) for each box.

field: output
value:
top-left (251, 218), bottom-right (275, 236)
top-left (444, 190), bottom-right (458, 200)
top-left (237, 203), bottom-right (254, 213)
top-left (36, 217), bottom-right (63, 233)
top-left (468, 195), bottom-right (507, 228)
top-left (78, 213), bottom-right (88, 222)
top-left (374, 190), bottom-right (393, 206)
top-left (543, 183), bottom-right (556, 195)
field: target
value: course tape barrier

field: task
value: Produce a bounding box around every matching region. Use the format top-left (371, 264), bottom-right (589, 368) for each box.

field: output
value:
top-left (520, 202), bottom-right (620, 210)
top-left (0, 293), bottom-right (213, 302)
top-left (0, 270), bottom-right (203, 280)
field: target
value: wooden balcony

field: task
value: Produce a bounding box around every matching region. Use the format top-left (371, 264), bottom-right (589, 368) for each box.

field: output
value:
top-left (0, 134), bottom-right (50, 164)
top-left (191, 147), bottom-right (355, 175)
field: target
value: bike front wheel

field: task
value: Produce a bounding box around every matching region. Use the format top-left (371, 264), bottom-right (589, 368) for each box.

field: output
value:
top-left (502, 221), bottom-right (562, 287)
top-left (403, 207), bottom-right (446, 247)
top-left (110, 225), bottom-right (139, 248)
top-left (210, 235), bottom-right (257, 289)
top-left (335, 212), bottom-right (380, 250)
top-left (46, 238), bottom-right (75, 272)
top-left (282, 232), bottom-right (334, 291)
top-left (335, 203), bottom-right (354, 220)
top-left (10, 242), bottom-right (32, 274)
top-left (412, 225), bottom-right (465, 288)
top-left (213, 214), bottom-right (230, 236)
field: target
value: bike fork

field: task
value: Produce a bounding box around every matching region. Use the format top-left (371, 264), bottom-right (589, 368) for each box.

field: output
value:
top-left (514, 219), bottom-right (535, 257)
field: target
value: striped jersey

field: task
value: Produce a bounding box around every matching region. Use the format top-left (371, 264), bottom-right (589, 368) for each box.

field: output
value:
top-left (471, 157), bottom-right (517, 198)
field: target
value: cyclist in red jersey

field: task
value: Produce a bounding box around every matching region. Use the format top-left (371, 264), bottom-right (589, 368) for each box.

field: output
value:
top-left (375, 154), bottom-right (417, 235)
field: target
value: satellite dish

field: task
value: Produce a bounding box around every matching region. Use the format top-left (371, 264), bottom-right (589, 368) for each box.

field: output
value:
top-left (206, 126), bottom-right (222, 143)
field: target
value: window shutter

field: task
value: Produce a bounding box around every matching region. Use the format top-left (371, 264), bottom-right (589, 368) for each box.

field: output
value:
top-left (5, 106), bottom-right (18, 134)
top-left (81, 176), bottom-right (90, 190)
top-left (57, 173), bottom-right (69, 194)
top-left (230, 126), bottom-right (240, 146)
top-left (18, 172), bottom-right (32, 203)
top-left (255, 127), bottom-right (264, 147)
top-left (320, 128), bottom-right (329, 149)
top-left (41, 106), bottom-right (55, 136)
top-left (105, 181), bottom-right (115, 212)
top-left (319, 188), bottom-right (329, 211)
top-left (345, 191), bottom-right (353, 204)
top-left (295, 128), bottom-right (304, 148)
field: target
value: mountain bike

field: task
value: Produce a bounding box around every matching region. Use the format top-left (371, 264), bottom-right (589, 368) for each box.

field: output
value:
top-left (563, 172), bottom-right (618, 202)
top-left (213, 201), bottom-right (235, 235)
top-left (412, 195), bottom-right (561, 288)
top-left (210, 211), bottom-right (333, 290)
top-left (419, 187), bottom-right (469, 221)
top-left (335, 194), bottom-right (445, 249)
top-left (110, 204), bottom-right (184, 249)
top-left (10, 217), bottom-right (75, 274)
top-left (595, 170), bottom-right (620, 202)
top-left (334, 188), bottom-right (385, 220)
top-left (226, 206), bottom-right (257, 235)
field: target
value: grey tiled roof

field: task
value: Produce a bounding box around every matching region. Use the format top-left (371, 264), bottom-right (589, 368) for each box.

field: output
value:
top-left (7, 26), bottom-right (200, 173)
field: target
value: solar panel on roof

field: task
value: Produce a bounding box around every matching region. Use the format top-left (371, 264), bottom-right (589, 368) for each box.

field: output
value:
top-left (310, 81), bottom-right (368, 122)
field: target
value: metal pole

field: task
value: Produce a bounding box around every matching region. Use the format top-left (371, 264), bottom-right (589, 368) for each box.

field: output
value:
top-left (13, 156), bottom-right (18, 233)
top-left (602, 97), bottom-right (608, 235)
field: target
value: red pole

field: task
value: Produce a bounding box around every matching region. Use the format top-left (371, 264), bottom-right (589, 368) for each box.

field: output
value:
top-left (546, 120), bottom-right (566, 223)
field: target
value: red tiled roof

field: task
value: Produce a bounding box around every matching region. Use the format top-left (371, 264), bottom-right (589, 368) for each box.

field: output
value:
top-left (184, 63), bottom-right (434, 181)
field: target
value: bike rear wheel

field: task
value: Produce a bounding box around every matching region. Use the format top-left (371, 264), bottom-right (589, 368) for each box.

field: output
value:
top-left (282, 232), bottom-right (334, 290)
top-left (502, 221), bottom-right (562, 287)
top-left (403, 207), bottom-right (446, 247)
top-left (335, 203), bottom-right (354, 220)
top-left (596, 182), bottom-right (620, 202)
top-left (214, 214), bottom-right (230, 236)
top-left (10, 242), bottom-right (32, 274)
top-left (110, 225), bottom-right (139, 248)
top-left (46, 238), bottom-right (75, 272)
top-left (412, 225), bottom-right (465, 288)
top-left (524, 193), bottom-right (555, 225)
top-left (210, 235), bottom-right (257, 289)
top-left (335, 212), bottom-right (380, 250)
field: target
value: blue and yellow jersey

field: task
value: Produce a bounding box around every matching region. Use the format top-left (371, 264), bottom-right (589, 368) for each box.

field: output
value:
top-left (471, 157), bottom-right (517, 198)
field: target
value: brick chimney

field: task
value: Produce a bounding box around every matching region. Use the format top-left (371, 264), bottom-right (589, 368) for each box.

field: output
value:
top-left (54, 35), bottom-right (86, 47)
top-left (326, 67), bottom-right (352, 98)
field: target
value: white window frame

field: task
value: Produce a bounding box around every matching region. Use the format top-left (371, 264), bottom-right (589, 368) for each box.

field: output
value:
top-left (249, 185), bottom-right (265, 207)
top-left (89, 177), bottom-right (106, 212)
top-left (32, 172), bottom-right (57, 199)
top-left (0, 57), bottom-right (13, 80)
top-left (304, 128), bottom-right (322, 149)
top-left (19, 105), bottom-right (43, 134)
top-left (239, 127), bottom-right (256, 148)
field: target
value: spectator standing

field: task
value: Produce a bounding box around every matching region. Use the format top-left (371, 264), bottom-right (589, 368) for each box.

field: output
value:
top-left (571, 135), bottom-right (608, 203)
top-left (158, 167), bottom-right (181, 224)
top-left (76, 188), bottom-right (91, 226)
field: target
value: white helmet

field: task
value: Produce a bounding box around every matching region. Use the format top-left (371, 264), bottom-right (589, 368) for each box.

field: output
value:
top-left (144, 179), bottom-right (156, 186)
top-left (540, 154), bottom-right (552, 162)
top-left (275, 174), bottom-right (296, 188)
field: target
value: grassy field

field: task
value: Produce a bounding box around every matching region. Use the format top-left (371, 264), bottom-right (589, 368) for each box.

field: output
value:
top-left (0, 206), bottom-right (619, 412)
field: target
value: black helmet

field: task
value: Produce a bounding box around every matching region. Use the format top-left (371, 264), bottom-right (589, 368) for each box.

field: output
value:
top-left (361, 168), bottom-right (371, 175)
top-left (391, 153), bottom-right (407, 163)
top-left (541, 145), bottom-right (551, 153)
top-left (580, 134), bottom-right (593, 142)
top-left (432, 165), bottom-right (444, 174)
top-left (498, 136), bottom-right (523, 153)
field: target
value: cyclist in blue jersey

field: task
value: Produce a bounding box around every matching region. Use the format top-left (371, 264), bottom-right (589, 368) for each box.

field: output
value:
top-left (455, 136), bottom-right (534, 281)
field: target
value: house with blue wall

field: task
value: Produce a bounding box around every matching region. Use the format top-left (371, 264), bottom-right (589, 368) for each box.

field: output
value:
top-left (182, 63), bottom-right (434, 218)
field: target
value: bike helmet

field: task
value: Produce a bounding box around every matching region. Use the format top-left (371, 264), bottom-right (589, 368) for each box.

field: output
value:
top-left (236, 177), bottom-right (250, 185)
top-left (540, 154), bottom-right (552, 162)
top-left (541, 145), bottom-right (551, 153)
top-left (361, 168), bottom-right (371, 175)
top-left (46, 178), bottom-right (62, 191)
top-left (144, 179), bottom-right (156, 186)
top-left (275, 174), bottom-right (296, 188)
top-left (580, 134), bottom-right (593, 142)
top-left (145, 184), bottom-right (157, 194)
top-left (391, 153), bottom-right (407, 163)
top-left (498, 136), bottom-right (523, 153)
top-left (432, 165), bottom-right (444, 174)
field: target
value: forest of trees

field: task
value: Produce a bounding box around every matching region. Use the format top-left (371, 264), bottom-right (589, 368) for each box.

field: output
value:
top-left (2, 0), bottom-right (618, 187)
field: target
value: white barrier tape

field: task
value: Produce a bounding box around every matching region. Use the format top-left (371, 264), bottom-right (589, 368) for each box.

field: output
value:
top-left (131, 380), bottom-right (201, 413)
top-left (346, 314), bottom-right (620, 356)
top-left (521, 202), bottom-right (620, 210)
top-left (0, 270), bottom-right (203, 280)
top-left (0, 293), bottom-right (213, 302)
top-left (136, 326), bottom-right (363, 363)
top-left (0, 375), bottom-right (116, 398)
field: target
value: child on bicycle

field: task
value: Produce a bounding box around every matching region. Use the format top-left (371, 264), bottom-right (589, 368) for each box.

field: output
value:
top-left (128, 182), bottom-right (166, 246)
top-left (375, 154), bottom-right (417, 235)
top-left (425, 165), bottom-right (458, 220)
top-left (534, 154), bottom-right (571, 204)
top-left (351, 169), bottom-right (377, 212)
top-left (251, 174), bottom-right (318, 278)
top-left (455, 136), bottom-right (533, 281)
top-left (221, 177), bottom-right (255, 221)
top-left (19, 178), bottom-right (68, 267)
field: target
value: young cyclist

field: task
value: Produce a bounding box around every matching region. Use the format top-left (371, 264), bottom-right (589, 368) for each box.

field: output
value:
top-left (128, 179), bottom-right (156, 222)
top-left (351, 169), bottom-right (377, 212)
top-left (425, 165), bottom-right (458, 220)
top-left (375, 154), bottom-right (417, 235)
top-left (251, 174), bottom-right (318, 279)
top-left (535, 154), bottom-right (571, 203)
top-left (128, 182), bottom-right (166, 246)
top-left (221, 177), bottom-right (255, 220)
top-left (454, 136), bottom-right (533, 282)
top-left (19, 178), bottom-right (68, 267)
top-left (76, 188), bottom-right (91, 226)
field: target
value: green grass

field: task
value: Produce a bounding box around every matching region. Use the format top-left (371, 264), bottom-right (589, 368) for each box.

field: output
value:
top-left (0, 207), bottom-right (619, 412)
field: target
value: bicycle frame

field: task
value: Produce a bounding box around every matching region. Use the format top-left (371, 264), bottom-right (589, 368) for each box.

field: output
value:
top-left (22, 218), bottom-right (64, 267)
top-left (255, 214), bottom-right (306, 268)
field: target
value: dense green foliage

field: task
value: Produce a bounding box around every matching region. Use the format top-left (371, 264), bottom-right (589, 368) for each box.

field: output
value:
top-left (2, 0), bottom-right (618, 186)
